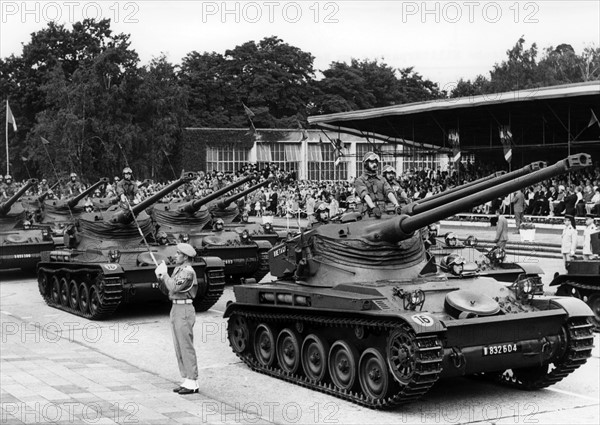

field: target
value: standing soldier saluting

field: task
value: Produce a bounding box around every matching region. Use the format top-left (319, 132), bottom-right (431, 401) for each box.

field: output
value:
top-left (354, 152), bottom-right (400, 218)
top-left (154, 243), bottom-right (200, 395)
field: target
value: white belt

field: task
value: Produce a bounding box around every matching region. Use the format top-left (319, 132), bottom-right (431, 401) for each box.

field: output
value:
top-left (172, 299), bottom-right (193, 304)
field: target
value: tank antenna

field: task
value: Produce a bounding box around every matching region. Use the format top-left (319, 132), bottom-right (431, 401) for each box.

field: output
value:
top-left (122, 195), bottom-right (159, 267)
top-left (39, 137), bottom-right (75, 222)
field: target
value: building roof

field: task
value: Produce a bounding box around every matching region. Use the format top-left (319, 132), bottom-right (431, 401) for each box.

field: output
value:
top-left (308, 81), bottom-right (600, 153)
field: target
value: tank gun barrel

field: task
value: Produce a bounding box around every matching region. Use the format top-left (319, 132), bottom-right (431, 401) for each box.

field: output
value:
top-left (215, 177), bottom-right (273, 210)
top-left (0, 179), bottom-right (38, 216)
top-left (110, 172), bottom-right (196, 224)
top-left (404, 161), bottom-right (546, 215)
top-left (177, 174), bottom-right (256, 214)
top-left (66, 178), bottom-right (109, 208)
top-left (413, 171), bottom-right (505, 204)
top-left (37, 181), bottom-right (60, 203)
top-left (363, 154), bottom-right (591, 244)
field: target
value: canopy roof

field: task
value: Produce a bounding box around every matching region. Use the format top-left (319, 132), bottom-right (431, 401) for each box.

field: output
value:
top-left (308, 81), bottom-right (600, 154)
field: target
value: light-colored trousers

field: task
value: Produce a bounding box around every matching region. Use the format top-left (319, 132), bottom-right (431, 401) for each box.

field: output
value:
top-left (170, 304), bottom-right (198, 380)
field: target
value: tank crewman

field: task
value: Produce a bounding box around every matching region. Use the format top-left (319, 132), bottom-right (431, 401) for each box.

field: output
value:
top-left (309, 201), bottom-right (330, 227)
top-left (1, 175), bottom-right (17, 199)
top-left (154, 242), bottom-right (199, 395)
top-left (116, 167), bottom-right (139, 204)
top-left (38, 178), bottom-right (50, 195)
top-left (354, 152), bottom-right (400, 218)
top-left (211, 171), bottom-right (227, 192)
top-left (65, 173), bottom-right (84, 197)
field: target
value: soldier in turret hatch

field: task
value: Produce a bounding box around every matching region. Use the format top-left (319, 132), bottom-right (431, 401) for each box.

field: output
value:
top-left (308, 201), bottom-right (330, 228)
top-left (65, 172), bottom-right (83, 197)
top-left (354, 152), bottom-right (401, 218)
top-left (116, 167), bottom-right (139, 204)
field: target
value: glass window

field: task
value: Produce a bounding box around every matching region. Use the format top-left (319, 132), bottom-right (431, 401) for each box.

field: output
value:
top-left (257, 143), bottom-right (299, 173)
top-left (308, 143), bottom-right (348, 180)
top-left (206, 145), bottom-right (250, 172)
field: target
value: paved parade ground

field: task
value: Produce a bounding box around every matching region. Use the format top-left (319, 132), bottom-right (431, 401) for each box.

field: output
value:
top-left (2, 225), bottom-right (599, 425)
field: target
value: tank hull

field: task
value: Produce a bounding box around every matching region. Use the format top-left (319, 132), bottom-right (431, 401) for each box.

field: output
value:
top-left (225, 279), bottom-right (594, 408)
top-left (1, 231), bottom-right (54, 271)
top-left (37, 249), bottom-right (226, 320)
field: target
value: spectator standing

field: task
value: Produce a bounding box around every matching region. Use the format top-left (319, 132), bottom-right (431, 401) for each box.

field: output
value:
top-left (494, 208), bottom-right (509, 250)
top-left (511, 190), bottom-right (525, 233)
top-left (582, 215), bottom-right (598, 260)
top-left (561, 215), bottom-right (578, 265)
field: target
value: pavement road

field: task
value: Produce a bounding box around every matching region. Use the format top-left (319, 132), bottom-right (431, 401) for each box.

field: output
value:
top-left (1, 256), bottom-right (598, 424)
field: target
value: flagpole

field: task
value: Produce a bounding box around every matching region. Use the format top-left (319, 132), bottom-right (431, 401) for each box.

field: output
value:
top-left (5, 100), bottom-right (9, 175)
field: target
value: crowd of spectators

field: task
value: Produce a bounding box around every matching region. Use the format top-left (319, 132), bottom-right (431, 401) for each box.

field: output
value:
top-left (2, 159), bottom-right (599, 220)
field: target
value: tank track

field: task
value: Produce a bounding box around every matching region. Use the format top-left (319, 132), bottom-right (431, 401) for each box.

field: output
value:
top-left (228, 309), bottom-right (444, 409)
top-left (483, 317), bottom-right (594, 389)
top-left (38, 267), bottom-right (123, 320)
top-left (193, 267), bottom-right (226, 312)
top-left (252, 249), bottom-right (271, 282)
top-left (555, 281), bottom-right (600, 331)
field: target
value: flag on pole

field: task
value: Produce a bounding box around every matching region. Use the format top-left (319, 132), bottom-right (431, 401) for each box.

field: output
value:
top-left (588, 110), bottom-right (599, 128)
top-left (242, 103), bottom-right (256, 135)
top-left (499, 125), bottom-right (512, 163)
top-left (448, 129), bottom-right (460, 163)
top-left (334, 152), bottom-right (343, 167)
top-left (41, 136), bottom-right (51, 145)
top-left (6, 101), bottom-right (17, 132)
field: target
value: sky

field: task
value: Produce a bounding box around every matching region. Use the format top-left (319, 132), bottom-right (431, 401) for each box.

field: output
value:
top-left (1, 0), bottom-right (599, 88)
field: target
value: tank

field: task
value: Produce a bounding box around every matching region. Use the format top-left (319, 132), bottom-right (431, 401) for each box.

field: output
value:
top-left (415, 161), bottom-right (548, 282)
top-left (38, 178), bottom-right (109, 240)
top-left (1, 179), bottom-right (55, 271)
top-left (36, 172), bottom-right (225, 320)
top-left (224, 154), bottom-right (595, 408)
top-left (153, 175), bottom-right (274, 283)
top-left (550, 230), bottom-right (600, 330)
top-left (92, 179), bottom-right (152, 211)
top-left (20, 181), bottom-right (60, 223)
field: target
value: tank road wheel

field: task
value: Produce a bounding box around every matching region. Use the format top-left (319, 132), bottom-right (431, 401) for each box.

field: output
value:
top-left (301, 334), bottom-right (329, 382)
top-left (276, 329), bottom-right (301, 374)
top-left (50, 276), bottom-right (61, 304)
top-left (89, 284), bottom-right (101, 318)
top-left (59, 277), bottom-right (70, 307)
top-left (68, 279), bottom-right (80, 310)
top-left (386, 328), bottom-right (417, 385)
top-left (254, 324), bottom-right (276, 367)
top-left (359, 348), bottom-right (390, 402)
top-left (328, 340), bottom-right (359, 391)
top-left (37, 271), bottom-right (50, 298)
top-left (79, 283), bottom-right (90, 314)
top-left (586, 294), bottom-right (600, 330)
top-left (228, 315), bottom-right (250, 354)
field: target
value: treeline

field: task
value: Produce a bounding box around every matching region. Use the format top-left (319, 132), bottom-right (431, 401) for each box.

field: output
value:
top-left (1, 19), bottom-right (598, 181)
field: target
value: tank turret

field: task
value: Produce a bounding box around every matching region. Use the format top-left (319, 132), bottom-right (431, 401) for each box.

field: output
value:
top-left (43, 178), bottom-right (109, 212)
top-left (403, 161), bottom-right (545, 215)
top-left (225, 153), bottom-right (595, 408)
top-left (0, 179), bottom-right (38, 216)
top-left (37, 181), bottom-right (61, 204)
top-left (109, 172), bottom-right (196, 224)
top-left (176, 173), bottom-right (256, 215)
top-left (271, 154), bottom-right (591, 285)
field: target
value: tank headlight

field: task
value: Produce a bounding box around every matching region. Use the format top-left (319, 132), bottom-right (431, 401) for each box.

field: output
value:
top-left (264, 223), bottom-right (272, 232)
top-left (241, 230), bottom-right (250, 243)
top-left (180, 233), bottom-right (190, 243)
top-left (512, 275), bottom-right (543, 302)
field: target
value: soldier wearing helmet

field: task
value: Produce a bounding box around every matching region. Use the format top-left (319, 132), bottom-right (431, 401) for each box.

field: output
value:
top-left (310, 201), bottom-right (330, 227)
top-left (116, 166), bottom-right (139, 204)
top-left (65, 172), bottom-right (83, 197)
top-left (1, 174), bottom-right (17, 199)
top-left (354, 152), bottom-right (400, 218)
top-left (212, 218), bottom-right (225, 232)
top-left (211, 171), bottom-right (227, 192)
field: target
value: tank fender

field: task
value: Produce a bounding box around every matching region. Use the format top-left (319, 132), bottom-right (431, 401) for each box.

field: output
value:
top-left (533, 296), bottom-right (594, 318)
top-left (255, 240), bottom-right (272, 251)
top-left (201, 256), bottom-right (225, 269)
top-left (514, 263), bottom-right (544, 275)
top-left (397, 312), bottom-right (447, 334)
top-left (99, 263), bottom-right (125, 276)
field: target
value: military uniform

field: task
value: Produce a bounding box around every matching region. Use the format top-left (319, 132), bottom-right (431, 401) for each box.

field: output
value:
top-left (116, 179), bottom-right (138, 202)
top-left (65, 180), bottom-right (83, 196)
top-left (156, 253), bottom-right (199, 392)
top-left (354, 172), bottom-right (395, 205)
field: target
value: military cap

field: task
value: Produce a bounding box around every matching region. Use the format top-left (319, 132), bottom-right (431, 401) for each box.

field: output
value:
top-left (177, 243), bottom-right (196, 258)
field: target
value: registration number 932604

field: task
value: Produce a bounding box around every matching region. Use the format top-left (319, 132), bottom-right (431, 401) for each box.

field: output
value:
top-left (483, 343), bottom-right (520, 356)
